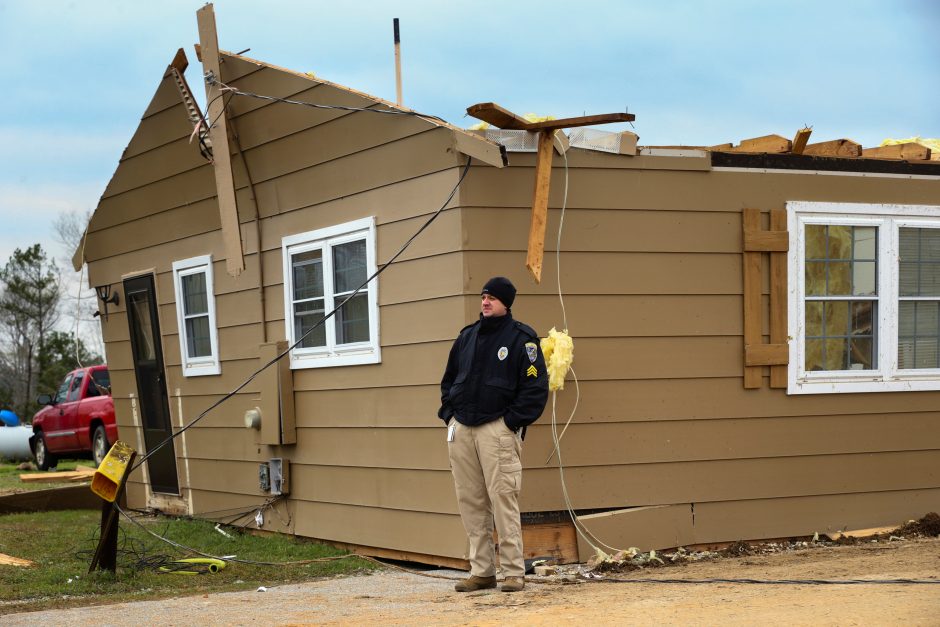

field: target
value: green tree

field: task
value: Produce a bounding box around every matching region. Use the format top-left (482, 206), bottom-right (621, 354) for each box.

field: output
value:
top-left (37, 331), bottom-right (102, 398)
top-left (0, 245), bottom-right (60, 418)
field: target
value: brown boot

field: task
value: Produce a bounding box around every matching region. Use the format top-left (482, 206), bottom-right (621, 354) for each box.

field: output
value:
top-left (454, 575), bottom-right (497, 592)
top-left (501, 576), bottom-right (525, 592)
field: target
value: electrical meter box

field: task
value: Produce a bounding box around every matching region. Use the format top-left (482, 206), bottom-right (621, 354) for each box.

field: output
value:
top-left (269, 458), bottom-right (290, 496)
top-left (258, 462), bottom-right (271, 492)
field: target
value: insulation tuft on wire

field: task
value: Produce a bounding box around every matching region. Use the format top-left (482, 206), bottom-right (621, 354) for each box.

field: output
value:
top-left (541, 327), bottom-right (574, 391)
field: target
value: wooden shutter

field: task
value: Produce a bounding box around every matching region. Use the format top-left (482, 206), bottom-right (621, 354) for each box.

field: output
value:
top-left (742, 208), bottom-right (789, 389)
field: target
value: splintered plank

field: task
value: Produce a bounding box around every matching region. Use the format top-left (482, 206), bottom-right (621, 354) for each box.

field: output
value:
top-left (862, 143), bottom-right (932, 160)
top-left (0, 553), bottom-right (34, 567)
top-left (804, 139), bottom-right (862, 157)
top-left (731, 134), bottom-right (792, 154)
top-left (19, 467), bottom-right (97, 483)
top-left (466, 102), bottom-right (532, 129)
top-left (526, 130), bottom-right (555, 283)
top-left (791, 128), bottom-right (812, 154)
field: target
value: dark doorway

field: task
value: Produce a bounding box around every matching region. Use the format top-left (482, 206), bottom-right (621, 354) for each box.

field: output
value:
top-left (124, 274), bottom-right (180, 494)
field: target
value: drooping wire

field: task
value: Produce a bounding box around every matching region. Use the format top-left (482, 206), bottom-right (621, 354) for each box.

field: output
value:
top-left (131, 155), bottom-right (473, 472)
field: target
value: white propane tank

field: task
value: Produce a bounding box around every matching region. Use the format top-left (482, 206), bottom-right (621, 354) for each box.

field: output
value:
top-left (0, 426), bottom-right (33, 461)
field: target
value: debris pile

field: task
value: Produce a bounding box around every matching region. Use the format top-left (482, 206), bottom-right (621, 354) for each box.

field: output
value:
top-left (894, 512), bottom-right (940, 538)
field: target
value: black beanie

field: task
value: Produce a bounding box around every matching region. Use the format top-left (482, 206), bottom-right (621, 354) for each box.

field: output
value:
top-left (481, 276), bottom-right (516, 308)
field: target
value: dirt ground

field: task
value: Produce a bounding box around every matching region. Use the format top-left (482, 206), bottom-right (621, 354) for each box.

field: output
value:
top-left (5, 535), bottom-right (939, 626)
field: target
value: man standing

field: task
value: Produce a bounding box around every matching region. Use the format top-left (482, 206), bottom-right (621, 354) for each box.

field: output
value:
top-left (439, 277), bottom-right (548, 593)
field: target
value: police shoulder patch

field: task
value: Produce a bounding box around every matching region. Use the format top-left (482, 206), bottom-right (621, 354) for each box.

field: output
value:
top-left (524, 342), bottom-right (538, 363)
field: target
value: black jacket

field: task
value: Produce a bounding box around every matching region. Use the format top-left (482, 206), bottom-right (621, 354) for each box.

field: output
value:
top-left (438, 313), bottom-right (548, 431)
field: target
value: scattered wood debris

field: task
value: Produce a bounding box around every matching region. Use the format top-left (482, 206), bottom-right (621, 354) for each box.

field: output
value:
top-left (525, 512), bottom-right (940, 581)
top-left (19, 466), bottom-right (96, 483)
top-left (0, 552), bottom-right (34, 567)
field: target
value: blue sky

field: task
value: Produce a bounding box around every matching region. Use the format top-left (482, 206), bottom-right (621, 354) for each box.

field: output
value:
top-left (0, 0), bottom-right (937, 265)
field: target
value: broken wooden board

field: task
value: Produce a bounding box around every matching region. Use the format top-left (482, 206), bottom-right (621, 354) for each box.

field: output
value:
top-left (791, 128), bottom-right (812, 154)
top-left (804, 139), bottom-right (862, 157)
top-left (19, 466), bottom-right (96, 483)
top-left (862, 143), bottom-right (932, 160)
top-left (466, 102), bottom-right (634, 131)
top-left (730, 134), bottom-right (792, 154)
top-left (0, 553), bottom-right (34, 567)
top-left (823, 526), bottom-right (897, 541)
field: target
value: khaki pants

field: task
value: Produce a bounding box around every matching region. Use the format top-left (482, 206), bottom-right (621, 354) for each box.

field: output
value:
top-left (447, 417), bottom-right (524, 578)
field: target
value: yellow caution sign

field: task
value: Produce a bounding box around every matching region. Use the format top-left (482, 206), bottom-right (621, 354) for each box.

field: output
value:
top-left (91, 440), bottom-right (136, 502)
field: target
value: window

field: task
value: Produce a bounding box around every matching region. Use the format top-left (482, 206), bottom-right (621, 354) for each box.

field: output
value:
top-left (282, 217), bottom-right (380, 369)
top-left (67, 372), bottom-right (84, 402)
top-left (788, 201), bottom-right (940, 394)
top-left (55, 373), bottom-right (73, 404)
top-left (172, 255), bottom-right (221, 377)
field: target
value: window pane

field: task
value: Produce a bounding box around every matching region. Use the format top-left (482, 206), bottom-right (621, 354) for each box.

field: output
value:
top-left (824, 301), bottom-right (849, 336)
top-left (805, 262), bottom-right (826, 296)
top-left (853, 227), bottom-right (876, 260)
top-left (68, 373), bottom-right (84, 402)
top-left (185, 315), bottom-right (211, 358)
top-left (805, 338), bottom-right (824, 371)
top-left (915, 339), bottom-right (939, 369)
top-left (824, 338), bottom-right (849, 370)
top-left (56, 375), bottom-right (72, 403)
top-left (292, 250), bottom-right (323, 300)
top-left (827, 225), bottom-right (852, 260)
top-left (898, 339), bottom-right (915, 369)
top-left (923, 229), bottom-right (940, 262)
top-left (805, 301), bottom-right (823, 337)
top-left (92, 370), bottom-right (111, 393)
top-left (849, 337), bottom-right (873, 369)
top-left (333, 240), bottom-right (367, 293)
top-left (899, 228), bottom-right (919, 261)
top-left (805, 225), bottom-right (827, 259)
top-left (853, 261), bottom-right (876, 296)
top-left (294, 300), bottom-right (326, 348)
top-left (921, 263), bottom-right (940, 297)
top-left (899, 301), bottom-right (915, 335)
top-left (335, 293), bottom-right (370, 344)
top-left (900, 262), bottom-right (918, 296)
top-left (916, 301), bottom-right (939, 336)
top-left (181, 272), bottom-right (208, 315)
top-left (850, 301), bottom-right (873, 336)
top-left (828, 261), bottom-right (851, 295)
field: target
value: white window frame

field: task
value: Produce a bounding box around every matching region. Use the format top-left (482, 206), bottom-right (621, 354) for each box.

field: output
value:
top-left (788, 201), bottom-right (940, 394)
top-left (172, 255), bottom-right (221, 377)
top-left (281, 216), bottom-right (380, 369)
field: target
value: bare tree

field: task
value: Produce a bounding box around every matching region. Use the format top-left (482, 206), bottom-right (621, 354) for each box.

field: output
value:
top-left (53, 209), bottom-right (103, 357)
top-left (0, 245), bottom-right (61, 418)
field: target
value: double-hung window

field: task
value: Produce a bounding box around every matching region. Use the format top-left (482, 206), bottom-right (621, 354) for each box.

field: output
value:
top-left (282, 217), bottom-right (380, 369)
top-left (788, 201), bottom-right (940, 393)
top-left (172, 255), bottom-right (221, 377)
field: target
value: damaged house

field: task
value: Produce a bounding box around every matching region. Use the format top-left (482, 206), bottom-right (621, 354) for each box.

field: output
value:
top-left (73, 27), bottom-right (940, 566)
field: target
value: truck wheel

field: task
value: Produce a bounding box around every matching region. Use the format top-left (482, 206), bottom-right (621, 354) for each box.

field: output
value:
top-left (92, 425), bottom-right (110, 467)
top-left (34, 433), bottom-right (57, 471)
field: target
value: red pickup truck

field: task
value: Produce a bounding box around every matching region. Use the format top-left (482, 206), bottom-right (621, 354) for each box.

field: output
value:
top-left (30, 365), bottom-right (118, 470)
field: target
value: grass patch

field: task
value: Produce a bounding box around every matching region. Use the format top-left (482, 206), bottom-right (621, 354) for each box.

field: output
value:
top-left (0, 459), bottom-right (95, 494)
top-left (0, 508), bottom-right (379, 614)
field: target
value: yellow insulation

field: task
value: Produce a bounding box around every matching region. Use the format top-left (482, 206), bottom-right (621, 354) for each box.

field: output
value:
top-left (541, 327), bottom-right (574, 391)
top-left (881, 136), bottom-right (940, 151)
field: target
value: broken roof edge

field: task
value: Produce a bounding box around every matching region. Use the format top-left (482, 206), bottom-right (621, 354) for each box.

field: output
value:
top-left (215, 49), bottom-right (506, 168)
